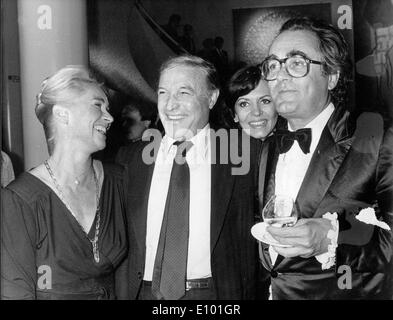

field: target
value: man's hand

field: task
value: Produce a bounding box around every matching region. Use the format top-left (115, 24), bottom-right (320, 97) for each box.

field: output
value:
top-left (266, 218), bottom-right (332, 258)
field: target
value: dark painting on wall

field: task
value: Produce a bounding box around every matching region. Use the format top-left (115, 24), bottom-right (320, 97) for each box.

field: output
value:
top-left (233, 3), bottom-right (332, 66)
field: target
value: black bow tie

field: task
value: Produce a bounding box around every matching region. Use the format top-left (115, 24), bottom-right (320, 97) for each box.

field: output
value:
top-left (275, 128), bottom-right (312, 154)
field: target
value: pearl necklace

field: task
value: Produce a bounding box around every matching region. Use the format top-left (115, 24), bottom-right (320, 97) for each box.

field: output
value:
top-left (44, 160), bottom-right (101, 263)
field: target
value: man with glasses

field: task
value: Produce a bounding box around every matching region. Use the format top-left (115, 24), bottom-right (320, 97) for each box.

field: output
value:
top-left (258, 17), bottom-right (393, 299)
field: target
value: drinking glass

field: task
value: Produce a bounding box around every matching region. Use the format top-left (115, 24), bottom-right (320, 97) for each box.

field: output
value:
top-left (262, 195), bottom-right (298, 227)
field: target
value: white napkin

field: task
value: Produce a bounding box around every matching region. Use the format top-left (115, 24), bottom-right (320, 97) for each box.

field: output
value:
top-left (355, 207), bottom-right (391, 231)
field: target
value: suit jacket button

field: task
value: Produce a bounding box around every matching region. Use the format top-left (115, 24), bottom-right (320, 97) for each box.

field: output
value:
top-left (137, 272), bottom-right (142, 279)
top-left (271, 270), bottom-right (278, 278)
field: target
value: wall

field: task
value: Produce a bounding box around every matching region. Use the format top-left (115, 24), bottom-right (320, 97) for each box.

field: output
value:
top-left (90, 0), bottom-right (353, 98)
top-left (17, 0), bottom-right (88, 169)
top-left (2, 0), bottom-right (24, 174)
top-left (141, 0), bottom-right (352, 63)
top-left (89, 0), bottom-right (354, 115)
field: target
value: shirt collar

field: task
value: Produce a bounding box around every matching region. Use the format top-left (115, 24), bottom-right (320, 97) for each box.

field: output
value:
top-left (288, 102), bottom-right (335, 153)
top-left (161, 124), bottom-right (210, 160)
top-left (304, 102), bottom-right (334, 131)
top-left (288, 103), bottom-right (334, 131)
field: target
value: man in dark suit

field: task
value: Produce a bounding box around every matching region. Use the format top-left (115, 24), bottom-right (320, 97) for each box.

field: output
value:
top-left (116, 55), bottom-right (257, 300)
top-left (258, 17), bottom-right (393, 299)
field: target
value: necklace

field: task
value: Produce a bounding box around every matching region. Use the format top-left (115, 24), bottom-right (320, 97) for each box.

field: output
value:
top-left (73, 172), bottom-right (89, 185)
top-left (44, 160), bottom-right (101, 263)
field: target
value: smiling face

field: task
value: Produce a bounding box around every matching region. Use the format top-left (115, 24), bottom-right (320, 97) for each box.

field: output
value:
top-left (234, 80), bottom-right (277, 139)
top-left (267, 30), bottom-right (338, 129)
top-left (157, 65), bottom-right (215, 140)
top-left (68, 85), bottom-right (113, 152)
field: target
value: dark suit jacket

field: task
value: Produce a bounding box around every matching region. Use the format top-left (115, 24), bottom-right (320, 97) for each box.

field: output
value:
top-left (258, 107), bottom-right (393, 299)
top-left (115, 129), bottom-right (258, 300)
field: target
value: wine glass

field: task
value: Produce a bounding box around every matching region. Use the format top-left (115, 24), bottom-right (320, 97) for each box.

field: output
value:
top-left (262, 195), bottom-right (298, 228)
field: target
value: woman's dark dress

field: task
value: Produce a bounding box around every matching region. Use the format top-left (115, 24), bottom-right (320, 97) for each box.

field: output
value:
top-left (1, 163), bottom-right (128, 300)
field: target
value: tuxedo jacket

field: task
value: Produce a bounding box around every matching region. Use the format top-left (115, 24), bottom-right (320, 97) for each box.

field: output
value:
top-left (258, 107), bottom-right (393, 299)
top-left (115, 129), bottom-right (257, 300)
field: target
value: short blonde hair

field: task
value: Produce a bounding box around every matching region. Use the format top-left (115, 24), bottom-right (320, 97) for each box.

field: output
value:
top-left (35, 66), bottom-right (105, 154)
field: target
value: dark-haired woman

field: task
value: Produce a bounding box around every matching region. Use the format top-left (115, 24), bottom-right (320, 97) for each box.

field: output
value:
top-left (225, 65), bottom-right (278, 140)
top-left (225, 65), bottom-right (282, 299)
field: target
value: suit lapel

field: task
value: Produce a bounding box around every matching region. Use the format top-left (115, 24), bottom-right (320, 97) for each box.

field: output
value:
top-left (132, 163), bottom-right (154, 256)
top-left (295, 107), bottom-right (355, 218)
top-left (262, 116), bottom-right (288, 211)
top-left (263, 137), bottom-right (280, 211)
top-left (210, 131), bottom-right (236, 253)
top-left (256, 140), bottom-right (267, 214)
top-left (129, 142), bottom-right (158, 257)
top-left (259, 137), bottom-right (281, 269)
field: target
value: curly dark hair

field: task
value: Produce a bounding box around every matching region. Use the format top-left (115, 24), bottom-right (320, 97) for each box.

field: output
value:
top-left (279, 17), bottom-right (352, 109)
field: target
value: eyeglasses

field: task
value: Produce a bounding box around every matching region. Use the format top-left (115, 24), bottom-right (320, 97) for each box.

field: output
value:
top-left (261, 54), bottom-right (323, 81)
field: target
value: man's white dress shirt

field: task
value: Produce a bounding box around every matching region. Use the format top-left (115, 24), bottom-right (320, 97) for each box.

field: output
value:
top-left (270, 103), bottom-right (335, 264)
top-left (143, 125), bottom-right (212, 281)
top-left (275, 103), bottom-right (335, 199)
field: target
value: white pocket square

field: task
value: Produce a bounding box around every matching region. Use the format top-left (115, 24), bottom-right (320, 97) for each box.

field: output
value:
top-left (355, 207), bottom-right (391, 231)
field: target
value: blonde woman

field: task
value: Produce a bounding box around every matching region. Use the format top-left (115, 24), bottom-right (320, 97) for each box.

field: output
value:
top-left (1, 150), bottom-right (15, 187)
top-left (1, 66), bottom-right (128, 300)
